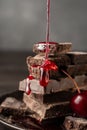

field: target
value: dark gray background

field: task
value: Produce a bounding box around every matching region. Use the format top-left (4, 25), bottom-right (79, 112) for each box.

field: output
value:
top-left (0, 0), bottom-right (87, 51)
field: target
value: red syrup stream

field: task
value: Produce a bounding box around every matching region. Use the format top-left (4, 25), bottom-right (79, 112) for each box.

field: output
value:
top-left (40, 0), bottom-right (50, 87)
top-left (40, 0), bottom-right (58, 87)
top-left (45, 0), bottom-right (50, 59)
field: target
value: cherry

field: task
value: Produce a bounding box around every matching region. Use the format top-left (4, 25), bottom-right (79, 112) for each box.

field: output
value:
top-left (70, 91), bottom-right (87, 117)
top-left (62, 70), bottom-right (87, 117)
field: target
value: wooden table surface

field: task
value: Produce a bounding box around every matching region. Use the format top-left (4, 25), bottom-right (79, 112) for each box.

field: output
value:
top-left (0, 51), bottom-right (65, 130)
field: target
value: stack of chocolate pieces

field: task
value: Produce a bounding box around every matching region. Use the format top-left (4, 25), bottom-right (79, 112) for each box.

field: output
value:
top-left (19, 42), bottom-right (87, 122)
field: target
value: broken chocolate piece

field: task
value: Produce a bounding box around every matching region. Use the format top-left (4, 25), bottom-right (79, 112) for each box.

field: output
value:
top-left (64, 116), bottom-right (87, 130)
top-left (19, 75), bottom-right (87, 94)
top-left (0, 96), bottom-right (34, 117)
top-left (33, 42), bottom-right (59, 55)
top-left (67, 64), bottom-right (87, 76)
top-left (67, 52), bottom-right (87, 65)
top-left (23, 93), bottom-right (71, 121)
top-left (33, 42), bottom-right (72, 54)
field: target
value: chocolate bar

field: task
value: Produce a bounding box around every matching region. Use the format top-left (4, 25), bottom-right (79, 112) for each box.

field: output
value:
top-left (23, 93), bottom-right (71, 121)
top-left (19, 75), bottom-right (87, 94)
top-left (33, 42), bottom-right (72, 55)
top-left (67, 52), bottom-right (87, 65)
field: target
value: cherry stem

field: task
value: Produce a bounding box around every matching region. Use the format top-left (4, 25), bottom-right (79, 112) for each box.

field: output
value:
top-left (62, 70), bottom-right (81, 93)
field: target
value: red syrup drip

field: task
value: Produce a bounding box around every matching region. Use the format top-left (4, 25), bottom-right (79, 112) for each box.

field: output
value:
top-left (25, 78), bottom-right (31, 95)
top-left (40, 68), bottom-right (49, 87)
top-left (40, 60), bottom-right (58, 87)
top-left (26, 83), bottom-right (31, 95)
top-left (25, 75), bottom-right (34, 95)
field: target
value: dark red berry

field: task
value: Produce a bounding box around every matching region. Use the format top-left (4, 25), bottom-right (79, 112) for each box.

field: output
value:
top-left (70, 90), bottom-right (87, 117)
